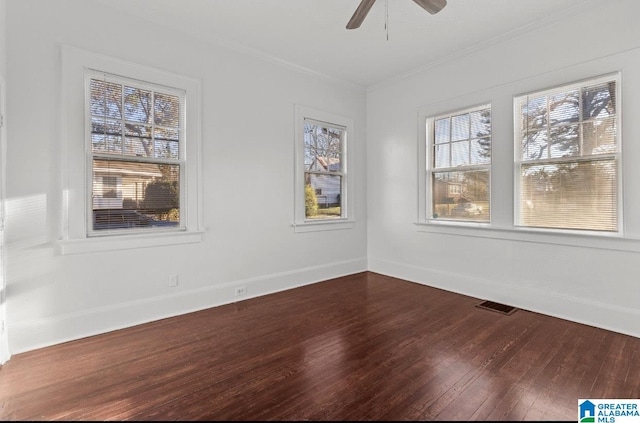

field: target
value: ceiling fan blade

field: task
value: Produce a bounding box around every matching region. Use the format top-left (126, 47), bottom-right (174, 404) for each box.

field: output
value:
top-left (346, 0), bottom-right (377, 30)
top-left (412, 0), bottom-right (447, 14)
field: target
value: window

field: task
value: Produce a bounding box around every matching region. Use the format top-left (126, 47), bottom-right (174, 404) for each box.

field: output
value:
top-left (514, 73), bottom-right (620, 233)
top-left (427, 104), bottom-right (491, 223)
top-left (60, 46), bottom-right (202, 254)
top-left (303, 119), bottom-right (345, 219)
top-left (87, 70), bottom-right (183, 235)
top-left (294, 105), bottom-right (354, 232)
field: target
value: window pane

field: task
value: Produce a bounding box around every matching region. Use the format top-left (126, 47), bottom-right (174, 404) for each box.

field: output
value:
top-left (434, 143), bottom-right (450, 168)
top-left (582, 81), bottom-right (616, 119)
top-left (470, 109), bottom-right (491, 138)
top-left (451, 114), bottom-right (470, 141)
top-left (432, 170), bottom-right (490, 222)
top-left (154, 140), bottom-right (179, 160)
top-left (124, 124), bottom-right (152, 157)
top-left (519, 161), bottom-right (617, 231)
top-left (470, 138), bottom-right (491, 165)
top-left (124, 86), bottom-right (152, 124)
top-left (90, 79), bottom-right (122, 119)
top-left (523, 96), bottom-right (547, 131)
top-left (154, 93), bottom-right (180, 127)
top-left (304, 173), bottom-right (342, 219)
top-left (549, 124), bottom-right (579, 158)
top-left (91, 117), bottom-right (122, 153)
top-left (522, 130), bottom-right (548, 161)
top-left (549, 90), bottom-right (579, 125)
top-left (434, 118), bottom-right (450, 144)
top-left (92, 159), bottom-right (180, 231)
top-left (154, 128), bottom-right (179, 159)
top-left (451, 140), bottom-right (470, 167)
top-left (583, 118), bottom-right (616, 155)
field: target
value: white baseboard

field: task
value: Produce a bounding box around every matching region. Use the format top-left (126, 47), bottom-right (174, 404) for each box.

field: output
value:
top-left (368, 257), bottom-right (640, 339)
top-left (9, 257), bottom-right (367, 354)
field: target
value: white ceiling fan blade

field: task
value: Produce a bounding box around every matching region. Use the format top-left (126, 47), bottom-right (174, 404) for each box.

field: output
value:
top-left (346, 0), bottom-right (377, 30)
top-left (412, 0), bottom-right (447, 14)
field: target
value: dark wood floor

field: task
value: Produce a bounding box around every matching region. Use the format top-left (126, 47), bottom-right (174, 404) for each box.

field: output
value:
top-left (1, 272), bottom-right (638, 421)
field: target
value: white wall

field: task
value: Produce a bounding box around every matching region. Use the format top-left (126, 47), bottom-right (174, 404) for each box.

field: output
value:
top-left (367, 0), bottom-right (640, 338)
top-left (0, 0), bottom-right (9, 364)
top-left (5, 0), bottom-right (367, 353)
top-left (0, 0), bottom-right (5, 78)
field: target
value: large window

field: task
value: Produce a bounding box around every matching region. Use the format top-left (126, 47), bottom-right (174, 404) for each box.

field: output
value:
top-left (514, 73), bottom-right (620, 233)
top-left (61, 46), bottom-right (202, 254)
top-left (87, 70), bottom-right (183, 235)
top-left (427, 104), bottom-right (491, 223)
top-left (294, 105), bottom-right (354, 232)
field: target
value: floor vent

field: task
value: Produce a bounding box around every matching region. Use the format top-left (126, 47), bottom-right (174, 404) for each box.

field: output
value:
top-left (475, 300), bottom-right (517, 315)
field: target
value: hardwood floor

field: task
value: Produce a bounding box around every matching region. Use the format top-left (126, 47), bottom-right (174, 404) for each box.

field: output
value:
top-left (1, 272), bottom-right (638, 420)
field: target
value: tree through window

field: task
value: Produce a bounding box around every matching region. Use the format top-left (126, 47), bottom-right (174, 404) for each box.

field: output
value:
top-left (514, 73), bottom-right (620, 232)
top-left (88, 71), bottom-right (184, 234)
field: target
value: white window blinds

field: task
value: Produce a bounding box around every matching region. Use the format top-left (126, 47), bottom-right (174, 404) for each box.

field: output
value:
top-left (514, 74), bottom-right (620, 232)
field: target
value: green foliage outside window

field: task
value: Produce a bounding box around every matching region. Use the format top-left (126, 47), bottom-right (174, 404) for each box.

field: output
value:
top-left (305, 184), bottom-right (318, 217)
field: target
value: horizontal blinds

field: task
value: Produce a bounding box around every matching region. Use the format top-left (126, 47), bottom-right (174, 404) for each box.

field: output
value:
top-left (88, 71), bottom-right (183, 233)
top-left (515, 74), bottom-right (619, 232)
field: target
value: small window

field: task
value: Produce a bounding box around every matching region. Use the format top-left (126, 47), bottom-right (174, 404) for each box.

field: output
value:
top-left (87, 70), bottom-right (183, 235)
top-left (303, 119), bottom-right (345, 220)
top-left (514, 73), bottom-right (620, 233)
top-left (427, 104), bottom-right (492, 223)
top-left (294, 105), bottom-right (354, 232)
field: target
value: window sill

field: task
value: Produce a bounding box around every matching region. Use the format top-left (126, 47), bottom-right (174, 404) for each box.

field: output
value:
top-left (58, 230), bottom-right (204, 255)
top-left (415, 222), bottom-right (640, 253)
top-left (293, 219), bottom-right (356, 233)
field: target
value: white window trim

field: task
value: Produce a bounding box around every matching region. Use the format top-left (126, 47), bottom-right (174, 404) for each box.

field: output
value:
top-left (293, 105), bottom-right (355, 232)
top-left (59, 46), bottom-right (203, 254)
top-left (513, 72), bottom-right (623, 235)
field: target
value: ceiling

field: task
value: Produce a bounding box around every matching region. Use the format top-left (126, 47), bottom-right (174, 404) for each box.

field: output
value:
top-left (97, 0), bottom-right (597, 88)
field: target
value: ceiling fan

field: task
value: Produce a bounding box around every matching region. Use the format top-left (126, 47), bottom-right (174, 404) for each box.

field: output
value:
top-left (346, 0), bottom-right (447, 29)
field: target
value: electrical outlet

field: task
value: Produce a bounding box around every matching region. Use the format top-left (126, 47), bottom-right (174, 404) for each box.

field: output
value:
top-left (168, 274), bottom-right (179, 287)
top-left (235, 286), bottom-right (247, 296)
